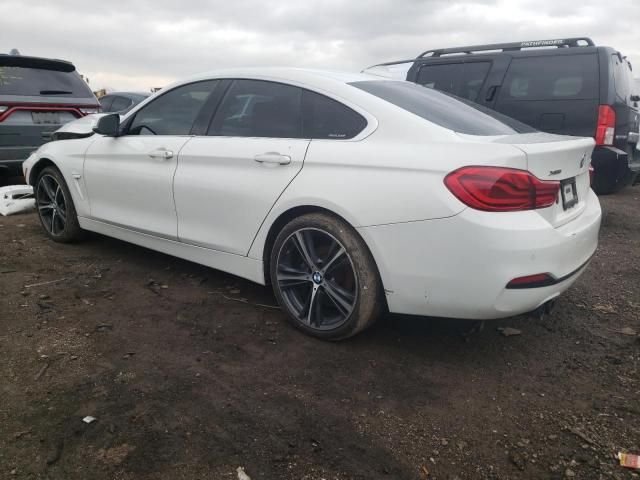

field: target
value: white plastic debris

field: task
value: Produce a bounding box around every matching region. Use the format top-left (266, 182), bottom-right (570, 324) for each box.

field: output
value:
top-left (82, 416), bottom-right (97, 424)
top-left (0, 185), bottom-right (35, 216)
top-left (237, 466), bottom-right (252, 480)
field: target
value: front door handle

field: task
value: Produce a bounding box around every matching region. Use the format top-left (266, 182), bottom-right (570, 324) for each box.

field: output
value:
top-left (253, 152), bottom-right (291, 165)
top-left (148, 148), bottom-right (173, 160)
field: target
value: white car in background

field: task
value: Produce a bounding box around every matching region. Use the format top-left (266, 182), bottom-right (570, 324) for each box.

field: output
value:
top-left (23, 68), bottom-right (601, 340)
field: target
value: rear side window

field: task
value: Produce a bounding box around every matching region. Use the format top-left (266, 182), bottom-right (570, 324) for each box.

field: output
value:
top-left (209, 80), bottom-right (302, 138)
top-left (128, 80), bottom-right (218, 136)
top-left (500, 54), bottom-right (598, 100)
top-left (417, 62), bottom-right (491, 101)
top-left (350, 80), bottom-right (532, 136)
top-left (0, 67), bottom-right (94, 98)
top-left (302, 90), bottom-right (366, 139)
top-left (611, 54), bottom-right (633, 103)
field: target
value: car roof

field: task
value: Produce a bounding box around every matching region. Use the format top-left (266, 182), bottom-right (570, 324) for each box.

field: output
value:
top-left (173, 67), bottom-right (388, 92)
top-left (104, 91), bottom-right (150, 99)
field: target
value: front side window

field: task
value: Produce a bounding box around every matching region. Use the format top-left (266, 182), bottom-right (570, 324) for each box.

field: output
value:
top-left (208, 80), bottom-right (302, 138)
top-left (128, 80), bottom-right (218, 136)
top-left (302, 90), bottom-right (366, 139)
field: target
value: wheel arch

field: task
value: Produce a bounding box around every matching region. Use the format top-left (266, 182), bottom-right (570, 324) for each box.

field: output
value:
top-left (260, 205), bottom-right (388, 305)
top-left (28, 158), bottom-right (57, 186)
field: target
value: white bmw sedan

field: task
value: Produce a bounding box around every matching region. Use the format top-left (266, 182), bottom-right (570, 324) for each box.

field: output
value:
top-left (23, 68), bottom-right (601, 340)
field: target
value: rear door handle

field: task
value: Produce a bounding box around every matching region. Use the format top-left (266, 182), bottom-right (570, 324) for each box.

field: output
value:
top-left (253, 152), bottom-right (291, 165)
top-left (148, 148), bottom-right (173, 160)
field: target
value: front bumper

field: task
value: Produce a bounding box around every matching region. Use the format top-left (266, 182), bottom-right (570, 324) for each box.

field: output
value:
top-left (358, 189), bottom-right (602, 319)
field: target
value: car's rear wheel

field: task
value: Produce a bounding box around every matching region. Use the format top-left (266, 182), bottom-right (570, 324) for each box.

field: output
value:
top-left (270, 213), bottom-right (383, 340)
top-left (35, 166), bottom-right (84, 242)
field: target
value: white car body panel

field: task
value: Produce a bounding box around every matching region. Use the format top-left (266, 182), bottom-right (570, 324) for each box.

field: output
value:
top-left (84, 135), bottom-right (190, 238)
top-left (23, 67), bottom-right (602, 320)
top-left (175, 136), bottom-right (309, 254)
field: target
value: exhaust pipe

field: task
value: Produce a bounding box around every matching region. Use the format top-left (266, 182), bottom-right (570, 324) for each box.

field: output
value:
top-left (531, 299), bottom-right (556, 320)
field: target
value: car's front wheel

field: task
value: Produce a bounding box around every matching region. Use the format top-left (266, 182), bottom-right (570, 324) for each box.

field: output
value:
top-left (270, 212), bottom-right (383, 340)
top-left (35, 166), bottom-right (84, 242)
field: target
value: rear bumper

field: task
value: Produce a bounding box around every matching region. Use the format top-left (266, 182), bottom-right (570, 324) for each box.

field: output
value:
top-left (358, 189), bottom-right (602, 319)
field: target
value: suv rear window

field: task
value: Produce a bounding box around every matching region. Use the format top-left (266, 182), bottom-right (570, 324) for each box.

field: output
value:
top-left (500, 54), bottom-right (598, 101)
top-left (0, 66), bottom-right (94, 98)
top-left (350, 80), bottom-right (533, 135)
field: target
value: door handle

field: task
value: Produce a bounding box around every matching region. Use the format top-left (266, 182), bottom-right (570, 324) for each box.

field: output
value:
top-left (485, 85), bottom-right (499, 102)
top-left (148, 149), bottom-right (173, 160)
top-left (253, 152), bottom-right (291, 165)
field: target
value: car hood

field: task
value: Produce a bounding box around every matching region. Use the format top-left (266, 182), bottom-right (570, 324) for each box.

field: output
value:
top-left (51, 113), bottom-right (108, 140)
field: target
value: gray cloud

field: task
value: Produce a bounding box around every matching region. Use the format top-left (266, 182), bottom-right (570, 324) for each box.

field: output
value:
top-left (1, 0), bottom-right (638, 90)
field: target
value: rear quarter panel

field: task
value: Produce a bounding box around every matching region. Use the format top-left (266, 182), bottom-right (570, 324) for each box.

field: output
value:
top-left (248, 135), bottom-right (527, 260)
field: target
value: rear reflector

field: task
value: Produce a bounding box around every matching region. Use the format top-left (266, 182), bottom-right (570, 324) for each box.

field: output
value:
top-left (506, 273), bottom-right (555, 289)
top-left (595, 105), bottom-right (615, 146)
top-left (444, 166), bottom-right (560, 212)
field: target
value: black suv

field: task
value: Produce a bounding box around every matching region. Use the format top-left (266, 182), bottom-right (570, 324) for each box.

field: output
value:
top-left (367, 38), bottom-right (640, 194)
top-left (0, 53), bottom-right (100, 180)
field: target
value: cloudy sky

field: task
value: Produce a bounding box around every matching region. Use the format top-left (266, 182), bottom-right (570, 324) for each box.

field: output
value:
top-left (2, 0), bottom-right (639, 91)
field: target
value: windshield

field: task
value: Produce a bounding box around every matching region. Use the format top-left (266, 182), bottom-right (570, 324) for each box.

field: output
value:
top-left (0, 66), bottom-right (94, 98)
top-left (350, 80), bottom-right (536, 136)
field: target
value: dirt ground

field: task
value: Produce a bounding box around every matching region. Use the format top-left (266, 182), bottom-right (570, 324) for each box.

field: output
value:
top-left (1, 189), bottom-right (639, 480)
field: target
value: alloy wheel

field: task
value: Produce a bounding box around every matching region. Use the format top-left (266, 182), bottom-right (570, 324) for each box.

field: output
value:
top-left (36, 174), bottom-right (67, 236)
top-left (276, 228), bottom-right (358, 330)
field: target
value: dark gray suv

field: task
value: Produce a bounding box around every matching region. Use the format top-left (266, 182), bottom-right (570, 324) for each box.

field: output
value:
top-left (0, 54), bottom-right (100, 180)
top-left (367, 38), bottom-right (640, 194)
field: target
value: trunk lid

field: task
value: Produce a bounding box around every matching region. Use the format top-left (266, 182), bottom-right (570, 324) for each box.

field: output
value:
top-left (459, 131), bottom-right (595, 227)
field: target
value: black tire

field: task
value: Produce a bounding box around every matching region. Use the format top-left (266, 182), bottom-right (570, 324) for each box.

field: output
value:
top-left (270, 212), bottom-right (383, 340)
top-left (35, 166), bottom-right (84, 243)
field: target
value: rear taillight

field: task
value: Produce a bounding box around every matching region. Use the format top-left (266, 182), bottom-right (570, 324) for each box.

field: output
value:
top-left (80, 107), bottom-right (101, 115)
top-left (506, 273), bottom-right (555, 289)
top-left (444, 166), bottom-right (560, 212)
top-left (595, 105), bottom-right (615, 145)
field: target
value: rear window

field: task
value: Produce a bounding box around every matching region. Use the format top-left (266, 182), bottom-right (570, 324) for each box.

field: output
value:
top-left (350, 80), bottom-right (533, 135)
top-left (0, 66), bottom-right (94, 98)
top-left (500, 54), bottom-right (598, 100)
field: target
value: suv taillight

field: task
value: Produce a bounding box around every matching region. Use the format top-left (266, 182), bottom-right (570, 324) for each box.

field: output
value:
top-left (444, 166), bottom-right (560, 212)
top-left (595, 105), bottom-right (616, 145)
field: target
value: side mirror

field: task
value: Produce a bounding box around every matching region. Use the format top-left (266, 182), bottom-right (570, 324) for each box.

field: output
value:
top-left (92, 114), bottom-right (120, 136)
top-left (630, 94), bottom-right (640, 102)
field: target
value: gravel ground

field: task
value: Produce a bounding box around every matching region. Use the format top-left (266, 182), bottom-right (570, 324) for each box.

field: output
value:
top-left (0, 188), bottom-right (639, 480)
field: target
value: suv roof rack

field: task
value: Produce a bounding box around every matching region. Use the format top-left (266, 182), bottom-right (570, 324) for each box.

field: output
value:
top-left (418, 37), bottom-right (595, 58)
